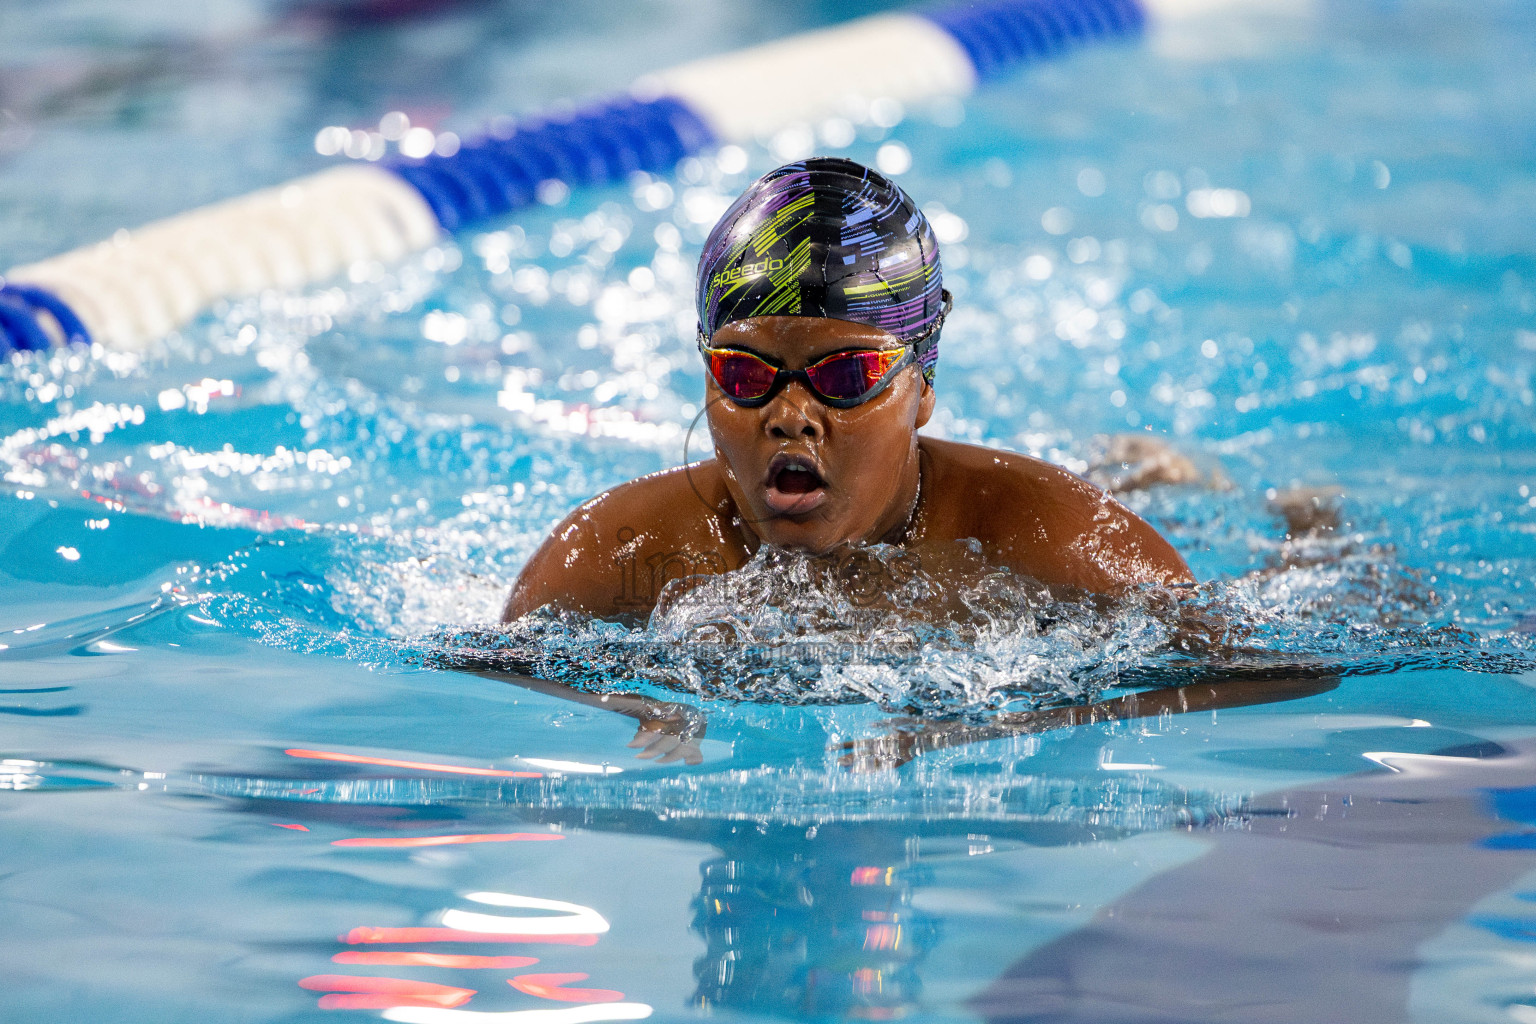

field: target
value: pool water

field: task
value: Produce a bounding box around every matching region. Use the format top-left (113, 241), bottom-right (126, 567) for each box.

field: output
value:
top-left (5, 1), bottom-right (1536, 1021)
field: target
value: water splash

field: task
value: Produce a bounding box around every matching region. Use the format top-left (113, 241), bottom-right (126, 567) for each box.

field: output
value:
top-left (422, 542), bottom-right (1536, 717)
top-left (423, 544), bottom-right (1173, 714)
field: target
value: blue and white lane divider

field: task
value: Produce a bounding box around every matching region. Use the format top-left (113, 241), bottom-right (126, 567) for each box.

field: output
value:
top-left (0, 0), bottom-right (1273, 354)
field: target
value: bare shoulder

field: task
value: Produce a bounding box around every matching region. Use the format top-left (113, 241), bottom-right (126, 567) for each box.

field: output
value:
top-left (918, 437), bottom-right (1193, 593)
top-left (503, 462), bottom-right (744, 621)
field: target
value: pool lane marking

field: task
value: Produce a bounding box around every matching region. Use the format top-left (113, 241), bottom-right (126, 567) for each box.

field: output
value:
top-left (334, 952), bottom-right (540, 969)
top-left (78, 487), bottom-right (315, 533)
top-left (382, 1002), bottom-right (653, 1023)
top-left (285, 748), bottom-right (542, 777)
top-left (333, 834), bottom-right (563, 848)
top-left (299, 974), bottom-right (475, 1009)
top-left (343, 927), bottom-right (600, 946)
top-left (508, 975), bottom-right (624, 1004)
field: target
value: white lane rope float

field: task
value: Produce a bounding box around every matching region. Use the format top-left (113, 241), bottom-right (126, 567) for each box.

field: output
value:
top-left (0, 0), bottom-right (1301, 354)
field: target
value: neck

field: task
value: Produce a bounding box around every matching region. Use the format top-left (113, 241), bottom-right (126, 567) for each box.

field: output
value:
top-left (874, 442), bottom-right (924, 546)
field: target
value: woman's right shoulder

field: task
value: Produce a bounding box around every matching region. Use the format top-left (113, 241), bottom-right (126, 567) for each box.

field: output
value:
top-left (503, 461), bottom-right (734, 620)
top-left (558, 461), bottom-right (728, 538)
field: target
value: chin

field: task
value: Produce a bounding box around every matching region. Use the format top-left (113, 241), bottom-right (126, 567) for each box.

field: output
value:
top-left (756, 515), bottom-right (853, 554)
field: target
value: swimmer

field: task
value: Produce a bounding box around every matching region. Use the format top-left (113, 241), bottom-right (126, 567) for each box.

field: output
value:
top-left (505, 157), bottom-right (1192, 624)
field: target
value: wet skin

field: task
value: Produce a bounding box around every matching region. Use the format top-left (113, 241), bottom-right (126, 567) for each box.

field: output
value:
top-left (503, 314), bottom-right (1193, 623)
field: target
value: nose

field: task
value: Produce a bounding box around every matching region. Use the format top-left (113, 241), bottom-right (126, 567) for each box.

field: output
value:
top-left (762, 380), bottom-right (826, 441)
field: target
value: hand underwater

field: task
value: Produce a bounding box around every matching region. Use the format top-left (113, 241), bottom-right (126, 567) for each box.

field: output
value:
top-left (625, 699), bottom-right (708, 765)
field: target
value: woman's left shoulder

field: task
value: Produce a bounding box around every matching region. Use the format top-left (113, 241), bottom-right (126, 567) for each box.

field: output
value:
top-left (919, 437), bottom-right (1099, 507)
top-left (917, 437), bottom-right (1193, 591)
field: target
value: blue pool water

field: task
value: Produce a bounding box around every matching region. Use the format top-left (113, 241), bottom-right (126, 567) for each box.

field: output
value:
top-left (5, 1), bottom-right (1536, 1021)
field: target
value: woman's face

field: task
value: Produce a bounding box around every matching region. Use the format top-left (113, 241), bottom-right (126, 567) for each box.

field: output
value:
top-left (704, 315), bottom-right (935, 553)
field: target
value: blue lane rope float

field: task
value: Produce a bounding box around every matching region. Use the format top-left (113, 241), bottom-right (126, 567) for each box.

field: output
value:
top-left (0, 0), bottom-right (1273, 354)
top-left (386, 96), bottom-right (716, 233)
top-left (0, 291), bottom-right (53, 352)
top-left (926, 0), bottom-right (1148, 81)
top-left (0, 282), bottom-right (92, 351)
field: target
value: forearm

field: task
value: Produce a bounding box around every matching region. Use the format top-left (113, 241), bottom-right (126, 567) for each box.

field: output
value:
top-left (469, 668), bottom-right (703, 730)
top-left (845, 673), bottom-right (1341, 765)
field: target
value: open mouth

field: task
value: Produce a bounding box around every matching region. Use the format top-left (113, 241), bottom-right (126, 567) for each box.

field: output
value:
top-left (763, 453), bottom-right (829, 515)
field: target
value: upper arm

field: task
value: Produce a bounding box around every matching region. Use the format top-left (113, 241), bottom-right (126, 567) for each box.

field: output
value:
top-left (1063, 481), bottom-right (1193, 591)
top-left (501, 465), bottom-right (731, 622)
top-left (502, 496), bottom-right (628, 621)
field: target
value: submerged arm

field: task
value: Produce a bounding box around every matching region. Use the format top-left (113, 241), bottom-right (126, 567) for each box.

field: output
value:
top-left (467, 667), bottom-right (708, 765)
top-left (837, 672), bottom-right (1340, 770)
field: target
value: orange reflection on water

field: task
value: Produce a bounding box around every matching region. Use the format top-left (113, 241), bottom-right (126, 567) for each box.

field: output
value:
top-left (862, 924), bottom-right (901, 951)
top-left (272, 823), bottom-right (310, 831)
top-left (343, 927), bottom-right (600, 946)
top-left (850, 967), bottom-right (883, 994)
top-left (333, 952), bottom-right (538, 969)
top-left (332, 833), bottom-right (563, 848)
top-left (509, 972), bottom-right (625, 1003)
top-left (299, 974), bottom-right (474, 1009)
top-left (850, 866), bottom-right (894, 886)
top-left (285, 748), bottom-right (542, 778)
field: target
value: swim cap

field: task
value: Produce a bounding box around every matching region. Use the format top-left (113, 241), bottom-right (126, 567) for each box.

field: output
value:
top-left (697, 157), bottom-right (946, 383)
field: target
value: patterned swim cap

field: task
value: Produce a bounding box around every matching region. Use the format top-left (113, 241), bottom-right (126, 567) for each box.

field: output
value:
top-left (696, 157), bottom-right (946, 383)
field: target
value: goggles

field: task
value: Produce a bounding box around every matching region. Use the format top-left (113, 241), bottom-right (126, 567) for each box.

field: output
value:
top-left (698, 292), bottom-right (949, 409)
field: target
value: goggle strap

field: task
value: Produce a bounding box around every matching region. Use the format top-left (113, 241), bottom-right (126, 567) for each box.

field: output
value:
top-left (911, 289), bottom-right (953, 362)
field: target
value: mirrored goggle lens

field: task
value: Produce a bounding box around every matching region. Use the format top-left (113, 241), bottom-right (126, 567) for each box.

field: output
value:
top-left (805, 348), bottom-right (905, 400)
top-left (709, 350), bottom-right (779, 400)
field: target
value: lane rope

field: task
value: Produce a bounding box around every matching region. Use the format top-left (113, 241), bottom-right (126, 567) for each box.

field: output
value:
top-left (0, 0), bottom-right (1270, 354)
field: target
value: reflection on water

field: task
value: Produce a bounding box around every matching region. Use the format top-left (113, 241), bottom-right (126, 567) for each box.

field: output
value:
top-left (252, 739), bottom-right (1536, 1024)
top-left (691, 836), bottom-right (936, 1020)
top-left (8, 735), bottom-right (1536, 1023)
top-left (301, 884), bottom-right (649, 1019)
top-left (2, 745), bottom-right (1239, 1017)
top-left (246, 781), bottom-right (1212, 1022)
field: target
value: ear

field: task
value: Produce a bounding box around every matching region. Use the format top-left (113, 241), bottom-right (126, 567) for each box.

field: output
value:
top-left (915, 376), bottom-right (936, 429)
